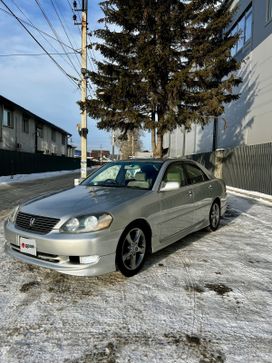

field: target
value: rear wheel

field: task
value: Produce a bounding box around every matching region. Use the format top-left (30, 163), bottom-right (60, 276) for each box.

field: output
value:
top-left (208, 201), bottom-right (220, 231)
top-left (116, 225), bottom-right (148, 277)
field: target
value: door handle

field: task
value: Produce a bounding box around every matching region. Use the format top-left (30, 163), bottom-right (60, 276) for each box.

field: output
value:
top-left (208, 185), bottom-right (213, 190)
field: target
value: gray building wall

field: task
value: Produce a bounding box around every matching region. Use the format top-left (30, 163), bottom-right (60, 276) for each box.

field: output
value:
top-left (166, 0), bottom-right (272, 156)
top-left (37, 125), bottom-right (67, 156)
top-left (0, 97), bottom-right (69, 156)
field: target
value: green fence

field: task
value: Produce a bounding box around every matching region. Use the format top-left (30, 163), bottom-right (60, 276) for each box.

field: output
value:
top-left (0, 149), bottom-right (87, 176)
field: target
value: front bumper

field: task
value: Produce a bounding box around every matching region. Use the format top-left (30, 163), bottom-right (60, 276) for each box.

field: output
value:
top-left (4, 221), bottom-right (121, 276)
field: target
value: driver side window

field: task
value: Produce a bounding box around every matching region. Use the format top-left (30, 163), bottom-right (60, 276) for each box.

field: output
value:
top-left (162, 163), bottom-right (187, 188)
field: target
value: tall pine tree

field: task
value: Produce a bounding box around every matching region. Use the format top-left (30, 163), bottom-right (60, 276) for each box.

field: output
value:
top-left (86, 0), bottom-right (241, 157)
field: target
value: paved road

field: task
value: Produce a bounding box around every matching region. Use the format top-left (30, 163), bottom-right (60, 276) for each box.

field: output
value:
top-left (0, 173), bottom-right (78, 220)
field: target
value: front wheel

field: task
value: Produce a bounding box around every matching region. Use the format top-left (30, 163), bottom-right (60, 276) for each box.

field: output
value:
top-left (208, 201), bottom-right (220, 231)
top-left (116, 226), bottom-right (148, 277)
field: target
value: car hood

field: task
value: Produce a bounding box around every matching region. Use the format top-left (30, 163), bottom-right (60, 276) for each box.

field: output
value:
top-left (20, 186), bottom-right (151, 219)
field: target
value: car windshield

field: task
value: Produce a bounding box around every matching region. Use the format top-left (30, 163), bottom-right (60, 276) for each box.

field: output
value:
top-left (81, 161), bottom-right (163, 190)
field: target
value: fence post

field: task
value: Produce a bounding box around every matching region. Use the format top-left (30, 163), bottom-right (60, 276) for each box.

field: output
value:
top-left (214, 148), bottom-right (225, 179)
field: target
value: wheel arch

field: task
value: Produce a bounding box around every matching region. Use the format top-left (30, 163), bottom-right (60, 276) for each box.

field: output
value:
top-left (116, 218), bottom-right (152, 255)
top-left (213, 197), bottom-right (221, 214)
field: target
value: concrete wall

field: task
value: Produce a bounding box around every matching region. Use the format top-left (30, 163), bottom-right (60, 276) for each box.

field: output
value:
top-left (0, 105), bottom-right (68, 156)
top-left (166, 0), bottom-right (272, 156)
top-left (218, 31), bottom-right (272, 148)
top-left (16, 112), bottom-right (36, 153)
top-left (37, 125), bottom-right (67, 156)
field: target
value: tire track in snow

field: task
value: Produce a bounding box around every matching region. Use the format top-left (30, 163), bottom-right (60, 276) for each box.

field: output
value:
top-left (180, 251), bottom-right (205, 363)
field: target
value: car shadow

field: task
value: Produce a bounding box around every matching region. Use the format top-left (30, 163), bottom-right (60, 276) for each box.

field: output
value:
top-left (142, 199), bottom-right (250, 272)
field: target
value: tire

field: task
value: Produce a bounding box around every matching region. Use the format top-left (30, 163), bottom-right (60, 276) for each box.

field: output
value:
top-left (116, 224), bottom-right (149, 277)
top-left (207, 201), bottom-right (220, 231)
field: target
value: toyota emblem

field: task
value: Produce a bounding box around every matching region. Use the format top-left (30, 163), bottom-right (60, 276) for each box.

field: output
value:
top-left (29, 217), bottom-right (36, 227)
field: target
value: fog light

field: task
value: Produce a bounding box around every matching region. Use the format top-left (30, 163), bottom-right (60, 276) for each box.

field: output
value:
top-left (79, 255), bottom-right (100, 264)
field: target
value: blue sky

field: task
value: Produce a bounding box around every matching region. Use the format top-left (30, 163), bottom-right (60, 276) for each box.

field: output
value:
top-left (0, 0), bottom-right (150, 152)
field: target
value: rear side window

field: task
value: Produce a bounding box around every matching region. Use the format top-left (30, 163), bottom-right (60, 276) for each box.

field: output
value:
top-left (184, 163), bottom-right (209, 184)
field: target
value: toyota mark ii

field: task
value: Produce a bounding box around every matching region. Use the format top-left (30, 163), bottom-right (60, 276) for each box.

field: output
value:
top-left (4, 159), bottom-right (227, 277)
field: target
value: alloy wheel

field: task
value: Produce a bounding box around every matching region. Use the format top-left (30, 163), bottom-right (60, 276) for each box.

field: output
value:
top-left (210, 202), bottom-right (220, 229)
top-left (121, 228), bottom-right (146, 271)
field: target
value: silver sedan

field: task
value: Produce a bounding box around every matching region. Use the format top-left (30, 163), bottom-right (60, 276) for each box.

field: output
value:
top-left (4, 159), bottom-right (227, 277)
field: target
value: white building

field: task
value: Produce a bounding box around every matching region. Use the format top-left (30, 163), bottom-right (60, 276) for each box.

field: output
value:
top-left (165, 0), bottom-right (272, 157)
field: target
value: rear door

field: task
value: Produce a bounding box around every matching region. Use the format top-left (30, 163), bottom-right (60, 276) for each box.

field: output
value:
top-left (183, 163), bottom-right (213, 226)
top-left (159, 162), bottom-right (195, 244)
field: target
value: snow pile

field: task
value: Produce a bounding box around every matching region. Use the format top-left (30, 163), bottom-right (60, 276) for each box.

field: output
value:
top-left (227, 186), bottom-right (272, 204)
top-left (0, 169), bottom-right (80, 185)
top-left (0, 167), bottom-right (98, 185)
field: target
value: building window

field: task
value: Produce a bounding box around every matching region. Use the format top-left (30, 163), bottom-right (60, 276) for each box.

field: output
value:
top-left (62, 134), bottom-right (66, 145)
top-left (52, 129), bottom-right (56, 142)
top-left (268, 0), bottom-right (272, 22)
top-left (231, 6), bottom-right (252, 56)
top-left (22, 117), bottom-right (29, 134)
top-left (3, 108), bottom-right (13, 128)
top-left (37, 126), bottom-right (43, 138)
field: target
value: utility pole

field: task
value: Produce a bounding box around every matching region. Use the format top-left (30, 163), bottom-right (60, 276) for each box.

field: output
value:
top-left (212, 117), bottom-right (218, 152)
top-left (112, 132), bottom-right (115, 160)
top-left (80, 0), bottom-right (88, 179)
top-left (131, 132), bottom-right (135, 158)
top-left (73, 0), bottom-right (88, 179)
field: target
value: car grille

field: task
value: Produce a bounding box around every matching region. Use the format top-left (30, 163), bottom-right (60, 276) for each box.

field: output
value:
top-left (15, 212), bottom-right (60, 235)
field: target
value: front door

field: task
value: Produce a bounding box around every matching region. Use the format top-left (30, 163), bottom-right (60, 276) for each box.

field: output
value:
top-left (159, 163), bottom-right (195, 244)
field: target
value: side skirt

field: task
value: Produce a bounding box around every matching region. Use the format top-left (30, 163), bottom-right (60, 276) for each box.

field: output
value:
top-left (152, 219), bottom-right (209, 254)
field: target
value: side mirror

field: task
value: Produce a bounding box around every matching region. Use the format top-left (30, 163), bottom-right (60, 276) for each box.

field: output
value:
top-left (160, 181), bottom-right (180, 192)
top-left (74, 178), bottom-right (80, 186)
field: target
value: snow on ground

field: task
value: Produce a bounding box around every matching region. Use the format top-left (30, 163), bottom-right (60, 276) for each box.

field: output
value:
top-left (0, 194), bottom-right (272, 362)
top-left (227, 186), bottom-right (272, 205)
top-left (0, 167), bottom-right (100, 186)
top-left (0, 169), bottom-right (82, 185)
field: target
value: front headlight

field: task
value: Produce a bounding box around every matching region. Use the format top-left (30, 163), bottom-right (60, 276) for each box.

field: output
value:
top-left (8, 206), bottom-right (19, 223)
top-left (60, 213), bottom-right (113, 233)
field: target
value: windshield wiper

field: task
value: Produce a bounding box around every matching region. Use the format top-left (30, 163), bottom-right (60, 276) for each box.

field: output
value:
top-left (93, 183), bottom-right (123, 188)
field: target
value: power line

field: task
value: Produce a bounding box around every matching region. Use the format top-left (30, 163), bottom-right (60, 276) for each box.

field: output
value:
top-left (66, 0), bottom-right (81, 36)
top-left (87, 36), bottom-right (96, 73)
top-left (4, 1), bottom-right (80, 71)
top-left (66, 0), bottom-right (96, 73)
top-left (0, 0), bottom-right (79, 87)
top-left (0, 7), bottom-right (79, 53)
top-left (0, 52), bottom-right (78, 57)
top-left (49, 0), bottom-right (81, 68)
top-left (33, 0), bottom-right (80, 77)
top-left (65, 1), bottom-right (95, 96)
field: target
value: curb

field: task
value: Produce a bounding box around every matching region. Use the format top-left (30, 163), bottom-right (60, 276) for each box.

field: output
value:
top-left (227, 186), bottom-right (272, 204)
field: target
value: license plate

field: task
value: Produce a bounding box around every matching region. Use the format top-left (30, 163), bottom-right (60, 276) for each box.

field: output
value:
top-left (19, 237), bottom-right (37, 256)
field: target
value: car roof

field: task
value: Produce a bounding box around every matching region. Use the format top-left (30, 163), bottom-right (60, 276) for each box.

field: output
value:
top-left (119, 158), bottom-right (197, 164)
